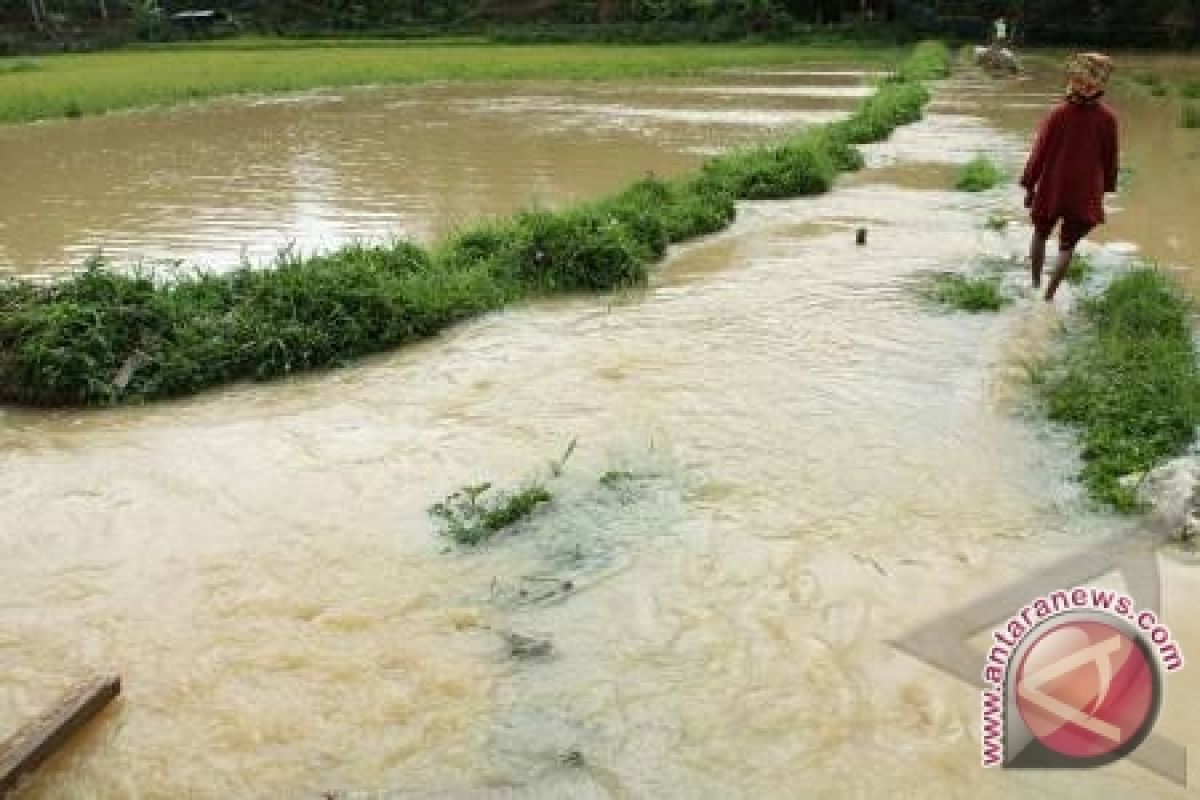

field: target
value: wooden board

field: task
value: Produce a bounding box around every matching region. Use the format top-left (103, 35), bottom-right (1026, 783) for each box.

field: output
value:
top-left (0, 675), bottom-right (121, 796)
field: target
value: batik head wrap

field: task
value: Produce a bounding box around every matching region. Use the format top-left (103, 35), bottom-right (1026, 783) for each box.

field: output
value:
top-left (1066, 52), bottom-right (1114, 100)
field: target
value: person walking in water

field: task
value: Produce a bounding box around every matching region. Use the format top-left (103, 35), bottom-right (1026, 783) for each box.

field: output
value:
top-left (1020, 53), bottom-right (1119, 301)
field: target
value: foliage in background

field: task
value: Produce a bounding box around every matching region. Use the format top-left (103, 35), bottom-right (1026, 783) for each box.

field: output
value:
top-left (5, 1), bottom-right (1200, 52)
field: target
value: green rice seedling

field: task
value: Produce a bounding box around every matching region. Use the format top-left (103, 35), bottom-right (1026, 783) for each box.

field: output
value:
top-left (598, 470), bottom-right (638, 487)
top-left (429, 482), bottom-right (554, 546)
top-left (985, 211), bottom-right (1010, 231)
top-left (955, 155), bottom-right (1004, 191)
top-left (1181, 80), bottom-right (1200, 99)
top-left (1181, 104), bottom-right (1200, 129)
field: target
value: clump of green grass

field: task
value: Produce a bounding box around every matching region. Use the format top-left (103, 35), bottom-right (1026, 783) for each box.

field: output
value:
top-left (0, 41), bottom-right (950, 405)
top-left (587, 173), bottom-right (737, 258)
top-left (1065, 252), bottom-right (1093, 285)
top-left (430, 482), bottom-right (554, 546)
top-left (1181, 80), bottom-right (1200, 99)
top-left (919, 272), bottom-right (1010, 312)
top-left (1181, 104), bottom-right (1200, 129)
top-left (954, 155), bottom-right (1004, 191)
top-left (1038, 268), bottom-right (1200, 510)
top-left (702, 136), bottom-right (839, 199)
top-left (829, 80), bottom-right (930, 144)
top-left (599, 470), bottom-right (638, 487)
top-left (1150, 84), bottom-right (1170, 98)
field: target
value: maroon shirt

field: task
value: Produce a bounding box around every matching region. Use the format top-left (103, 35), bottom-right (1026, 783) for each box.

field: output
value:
top-left (1020, 99), bottom-right (1120, 225)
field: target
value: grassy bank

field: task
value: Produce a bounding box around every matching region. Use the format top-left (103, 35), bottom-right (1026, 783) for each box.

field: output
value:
top-left (1036, 268), bottom-right (1200, 510)
top-left (0, 40), bottom-right (902, 125)
top-left (0, 42), bottom-right (951, 406)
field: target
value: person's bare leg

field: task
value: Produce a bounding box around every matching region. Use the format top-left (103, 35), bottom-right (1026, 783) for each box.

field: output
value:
top-left (1043, 247), bottom-right (1075, 301)
top-left (1030, 230), bottom-right (1048, 289)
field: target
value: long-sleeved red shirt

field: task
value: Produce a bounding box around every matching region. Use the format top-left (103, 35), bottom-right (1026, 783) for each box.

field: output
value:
top-left (1020, 99), bottom-right (1120, 226)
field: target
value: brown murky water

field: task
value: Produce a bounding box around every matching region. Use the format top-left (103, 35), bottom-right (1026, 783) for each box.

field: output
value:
top-left (2, 60), bottom-right (1200, 799)
top-left (0, 75), bottom-right (862, 277)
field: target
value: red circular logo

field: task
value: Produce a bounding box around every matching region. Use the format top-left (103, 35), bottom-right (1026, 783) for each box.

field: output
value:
top-left (1015, 619), bottom-right (1158, 760)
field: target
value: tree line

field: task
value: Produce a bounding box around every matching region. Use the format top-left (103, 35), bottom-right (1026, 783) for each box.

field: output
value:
top-left (1, 1), bottom-right (1198, 46)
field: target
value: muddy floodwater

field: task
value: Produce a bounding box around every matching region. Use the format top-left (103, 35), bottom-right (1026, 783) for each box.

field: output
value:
top-left (2, 58), bottom-right (1200, 798)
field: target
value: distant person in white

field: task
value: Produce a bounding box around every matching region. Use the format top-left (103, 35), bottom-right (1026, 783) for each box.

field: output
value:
top-left (994, 17), bottom-right (1009, 44)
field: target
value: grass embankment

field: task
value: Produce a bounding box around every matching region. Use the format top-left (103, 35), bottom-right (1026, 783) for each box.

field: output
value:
top-left (0, 40), bottom-right (901, 125)
top-left (0, 41), bottom-right (951, 406)
top-left (1036, 268), bottom-right (1200, 510)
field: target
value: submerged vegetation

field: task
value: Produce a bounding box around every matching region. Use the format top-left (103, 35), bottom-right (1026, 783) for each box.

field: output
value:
top-left (429, 439), bottom-right (574, 546)
top-left (430, 482), bottom-right (554, 546)
top-left (0, 41), bottom-right (951, 406)
top-left (985, 210), bottom-right (1010, 231)
top-left (954, 155), bottom-right (1004, 191)
top-left (918, 272), bottom-right (1010, 312)
top-left (1065, 252), bottom-right (1093, 285)
top-left (1036, 268), bottom-right (1200, 510)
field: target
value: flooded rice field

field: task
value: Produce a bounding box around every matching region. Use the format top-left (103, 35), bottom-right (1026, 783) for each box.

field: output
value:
top-left (2, 56), bottom-right (1200, 798)
top-left (0, 72), bottom-right (864, 277)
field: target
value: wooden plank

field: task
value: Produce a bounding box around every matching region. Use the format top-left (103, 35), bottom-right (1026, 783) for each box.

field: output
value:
top-left (0, 675), bottom-right (121, 797)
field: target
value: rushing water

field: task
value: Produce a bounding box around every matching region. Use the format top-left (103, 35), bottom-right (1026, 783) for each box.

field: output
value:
top-left (2, 60), bottom-right (1200, 798)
